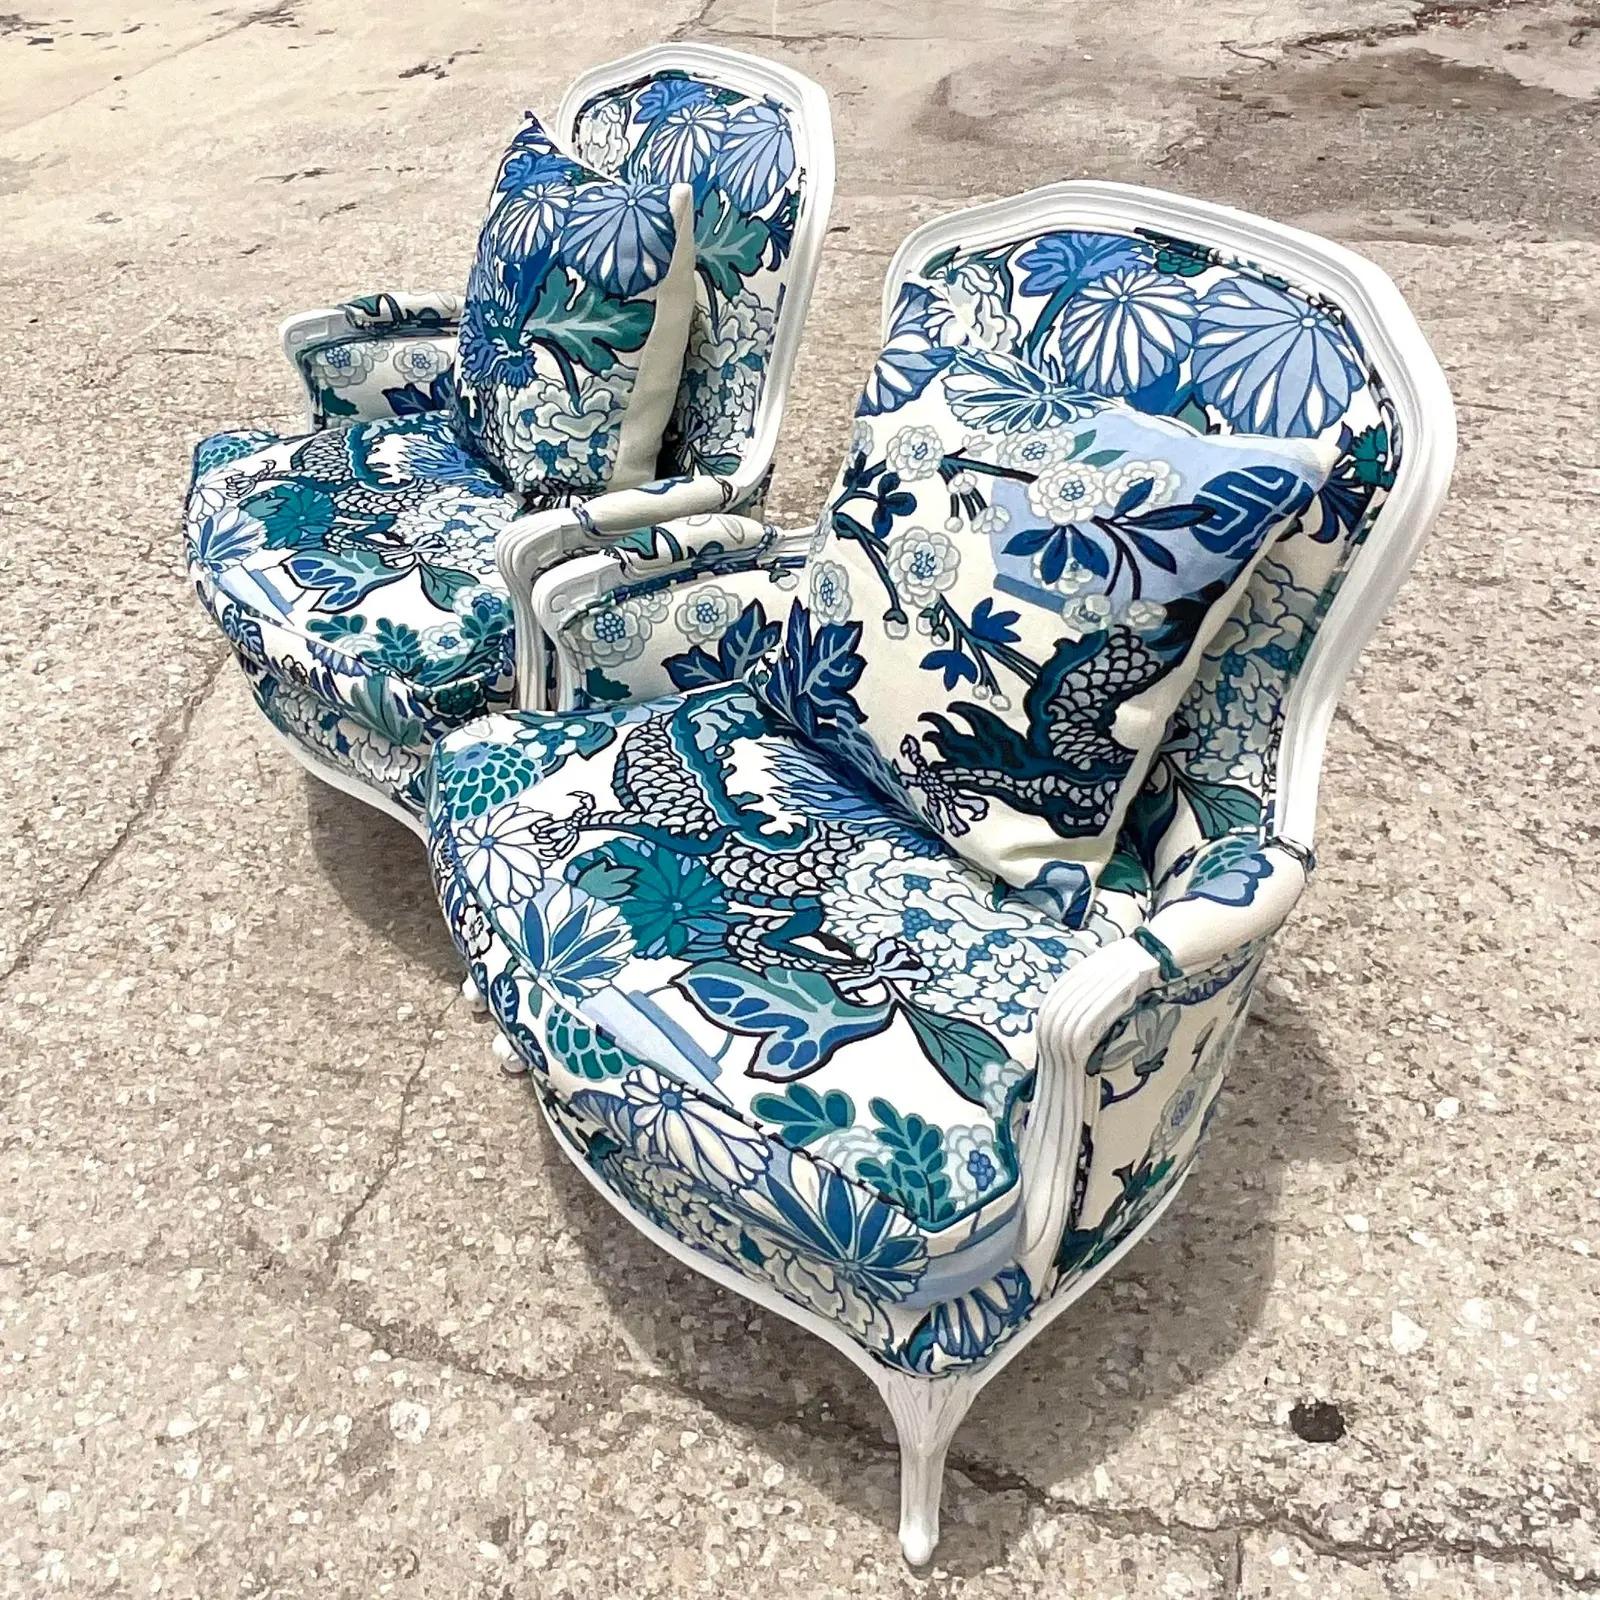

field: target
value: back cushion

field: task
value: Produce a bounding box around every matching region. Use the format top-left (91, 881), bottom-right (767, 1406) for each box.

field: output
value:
top-left (452, 112), bottom-right (697, 497)
top-left (752, 299), bottom-right (1335, 918)
top-left (570, 71), bottom-right (807, 480)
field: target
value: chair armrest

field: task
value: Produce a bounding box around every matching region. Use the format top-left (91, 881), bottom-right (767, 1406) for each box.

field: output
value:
top-left (496, 476), bottom-right (768, 709)
top-left (279, 291), bottom-right (462, 430)
top-left (1013, 839), bottom-right (1310, 1286)
top-left (570, 473), bottom-right (740, 532)
top-left (604, 512), bottom-right (778, 580)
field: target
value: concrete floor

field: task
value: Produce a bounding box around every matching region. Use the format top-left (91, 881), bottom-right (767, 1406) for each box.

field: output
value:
top-left (2, 0), bottom-right (1598, 1593)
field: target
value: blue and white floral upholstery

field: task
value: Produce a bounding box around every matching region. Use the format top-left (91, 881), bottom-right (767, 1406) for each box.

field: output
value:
top-left (451, 112), bottom-right (696, 496)
top-left (748, 339), bottom-right (1335, 910)
top-left (553, 220), bottom-right (1399, 881)
top-left (568, 68), bottom-right (814, 486)
top-left (186, 414), bottom-right (523, 813)
top-left (476, 205), bottom-right (1411, 1390)
top-left (293, 292), bottom-right (464, 432)
top-left (429, 682), bottom-right (1155, 1365)
top-left (190, 49), bottom-right (832, 822)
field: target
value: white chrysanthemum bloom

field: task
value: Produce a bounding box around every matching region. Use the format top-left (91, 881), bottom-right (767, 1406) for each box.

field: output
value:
top-left (1060, 593), bottom-right (1114, 636)
top-left (574, 99), bottom-right (629, 172)
top-left (572, 598), bottom-right (651, 666)
top-left (316, 340), bottom-right (378, 388)
top-left (946, 469), bottom-right (978, 495)
top-left (622, 1067), bottom-right (771, 1187)
top-left (1102, 459), bottom-right (1180, 509)
top-left (850, 419), bottom-right (875, 460)
top-left (404, 507), bottom-right (499, 575)
top-left (928, 263), bottom-right (1022, 352)
top-left (885, 525), bottom-right (959, 607)
top-left (884, 424), bottom-right (945, 481)
top-left (693, 290), bottom-right (777, 369)
top-left (1039, 557), bottom-right (1098, 597)
top-left (808, 558), bottom-right (853, 623)
top-left (924, 967), bottom-right (1052, 1036)
top-left (419, 620), bottom-right (470, 661)
top-left (998, 428), bottom-right (1075, 473)
top-left (516, 375), bottom-right (619, 446)
top-left (1028, 459), bottom-right (1112, 524)
top-left (972, 504), bottom-right (1010, 537)
top-left (674, 585), bottom-right (738, 644)
top-left (457, 801), bottom-right (557, 904)
top-left (1123, 599), bottom-right (1168, 632)
top-left (390, 340), bottom-right (451, 384)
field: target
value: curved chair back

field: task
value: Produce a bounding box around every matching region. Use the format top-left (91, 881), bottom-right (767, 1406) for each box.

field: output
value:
top-left (558, 45), bottom-right (835, 507)
top-left (881, 183), bottom-right (1455, 876)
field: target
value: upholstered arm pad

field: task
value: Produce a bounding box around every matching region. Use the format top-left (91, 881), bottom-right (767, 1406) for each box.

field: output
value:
top-left (571, 473), bottom-right (741, 532)
top-left (601, 512), bottom-right (777, 581)
top-left (496, 484), bottom-right (774, 708)
top-left (280, 291), bottom-right (462, 429)
top-left (1013, 839), bottom-right (1310, 1284)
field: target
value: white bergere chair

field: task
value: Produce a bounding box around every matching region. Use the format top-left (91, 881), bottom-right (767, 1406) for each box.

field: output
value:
top-left (183, 45), bottom-right (833, 832)
top-left (424, 182), bottom-right (1453, 1562)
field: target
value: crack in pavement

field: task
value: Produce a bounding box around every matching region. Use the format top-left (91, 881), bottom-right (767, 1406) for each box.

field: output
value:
top-left (10, 1208), bottom-right (1595, 1586)
top-left (0, 647), bottom-right (229, 992)
top-left (319, 985), bottom-right (462, 1281)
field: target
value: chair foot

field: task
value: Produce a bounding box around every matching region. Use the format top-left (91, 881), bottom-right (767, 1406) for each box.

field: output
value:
top-left (461, 973), bottom-right (488, 1014)
top-left (877, 1370), bottom-right (977, 1565)
top-left (490, 1033), bottom-right (524, 1074)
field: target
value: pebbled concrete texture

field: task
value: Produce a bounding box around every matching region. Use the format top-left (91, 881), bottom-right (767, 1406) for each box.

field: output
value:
top-left (2, 0), bottom-right (1597, 1593)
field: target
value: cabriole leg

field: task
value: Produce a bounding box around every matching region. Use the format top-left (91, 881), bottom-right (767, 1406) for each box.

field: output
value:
top-left (876, 1369), bottom-right (978, 1565)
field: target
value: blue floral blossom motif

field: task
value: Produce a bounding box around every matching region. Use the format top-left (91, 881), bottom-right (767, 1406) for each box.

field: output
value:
top-left (713, 102), bottom-right (797, 211)
top-left (487, 158), bottom-right (576, 259)
top-left (1016, 230), bottom-right (1151, 296)
top-left (638, 96), bottom-right (729, 186)
top-left (1192, 277), bottom-right (1364, 437)
top-left (1057, 269), bottom-right (1198, 395)
top-left (518, 885), bottom-right (634, 1005)
top-left (558, 180), bottom-right (679, 297)
top-left (750, 1162), bottom-right (929, 1311)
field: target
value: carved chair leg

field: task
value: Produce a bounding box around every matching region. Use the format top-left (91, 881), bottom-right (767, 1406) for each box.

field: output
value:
top-left (876, 1369), bottom-right (978, 1565)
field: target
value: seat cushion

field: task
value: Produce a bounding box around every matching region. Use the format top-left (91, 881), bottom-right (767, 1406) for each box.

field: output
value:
top-left (426, 683), bottom-right (1147, 1354)
top-left (185, 413), bottom-right (524, 806)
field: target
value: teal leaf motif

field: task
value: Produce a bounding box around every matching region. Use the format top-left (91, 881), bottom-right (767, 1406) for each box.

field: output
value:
top-left (1177, 772), bottom-right (1262, 839)
top-left (677, 962), bottom-right (893, 1079)
top-left (527, 270), bottom-right (654, 376)
top-left (856, 1098), bottom-right (954, 1226)
top-left (903, 1006), bottom-right (1005, 1105)
top-left (749, 1083), bottom-right (856, 1147)
top-left (694, 188), bottom-right (769, 303)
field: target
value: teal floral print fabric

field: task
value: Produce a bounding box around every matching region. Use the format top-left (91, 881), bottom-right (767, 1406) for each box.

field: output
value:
top-left (570, 71), bottom-right (807, 483)
top-left (750, 327), bottom-right (1334, 916)
top-left (427, 683), bottom-right (1155, 1365)
top-left (433, 220), bottom-right (1403, 1375)
top-left (452, 112), bottom-right (697, 496)
top-left (298, 292), bottom-right (463, 431)
top-left (185, 413), bottom-right (524, 813)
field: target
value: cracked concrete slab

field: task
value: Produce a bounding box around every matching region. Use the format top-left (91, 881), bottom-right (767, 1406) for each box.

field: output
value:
top-left (3, 0), bottom-right (1598, 1593)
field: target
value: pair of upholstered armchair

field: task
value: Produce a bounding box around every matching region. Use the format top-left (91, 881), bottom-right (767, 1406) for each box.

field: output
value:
top-left (184, 42), bottom-right (1454, 1565)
